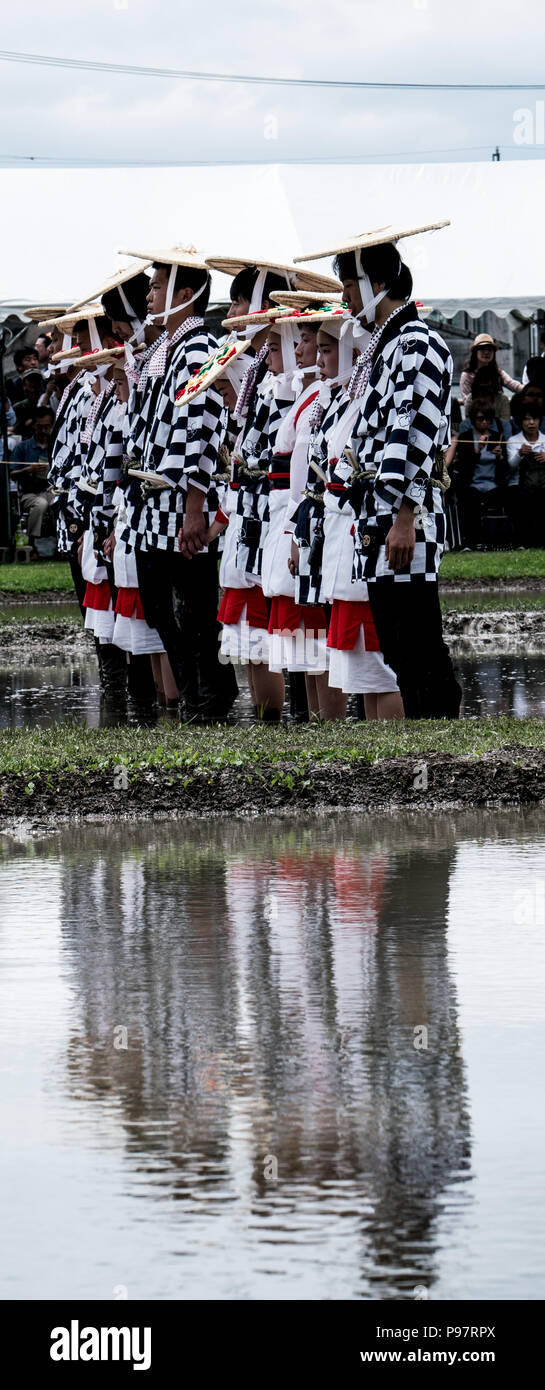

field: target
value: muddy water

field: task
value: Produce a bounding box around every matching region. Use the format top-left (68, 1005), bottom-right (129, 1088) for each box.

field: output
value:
top-left (0, 811), bottom-right (544, 1301)
top-left (3, 650), bottom-right (545, 726)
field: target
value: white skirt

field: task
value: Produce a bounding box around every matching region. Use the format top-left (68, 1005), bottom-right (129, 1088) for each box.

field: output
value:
top-left (112, 535), bottom-right (165, 656)
top-left (85, 605), bottom-right (116, 644)
top-left (220, 615), bottom-right (270, 666)
top-left (268, 623), bottom-right (329, 674)
top-left (328, 629), bottom-right (399, 695)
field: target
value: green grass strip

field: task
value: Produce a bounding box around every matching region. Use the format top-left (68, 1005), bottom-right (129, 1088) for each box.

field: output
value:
top-left (440, 549), bottom-right (545, 582)
top-left (2, 549), bottom-right (545, 597)
top-left (0, 561), bottom-right (73, 594)
top-left (1, 718), bottom-right (545, 779)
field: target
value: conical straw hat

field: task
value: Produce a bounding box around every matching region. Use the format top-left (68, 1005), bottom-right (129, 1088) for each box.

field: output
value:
top-left (206, 254), bottom-right (341, 294)
top-left (70, 261), bottom-right (152, 312)
top-left (293, 220), bottom-right (450, 263)
top-left (120, 244), bottom-right (208, 271)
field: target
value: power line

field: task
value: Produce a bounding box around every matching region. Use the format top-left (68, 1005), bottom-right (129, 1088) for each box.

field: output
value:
top-left (0, 48), bottom-right (544, 90)
top-left (0, 144), bottom-right (526, 167)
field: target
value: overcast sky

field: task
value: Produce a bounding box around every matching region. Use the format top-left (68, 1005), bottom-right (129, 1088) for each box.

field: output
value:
top-left (1, 0), bottom-right (544, 166)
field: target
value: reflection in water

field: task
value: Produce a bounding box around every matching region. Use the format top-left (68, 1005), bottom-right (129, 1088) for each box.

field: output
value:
top-left (4, 651), bottom-right (545, 726)
top-left (1, 812), bottom-right (544, 1300)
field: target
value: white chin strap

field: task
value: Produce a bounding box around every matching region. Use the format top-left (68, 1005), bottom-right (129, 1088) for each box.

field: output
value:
top-left (89, 317), bottom-right (102, 353)
top-left (145, 265), bottom-right (207, 327)
top-left (224, 357), bottom-right (249, 394)
top-left (354, 248), bottom-right (395, 327)
top-left (57, 333), bottom-right (73, 374)
top-left (118, 284), bottom-right (146, 344)
top-left (248, 268), bottom-right (295, 315)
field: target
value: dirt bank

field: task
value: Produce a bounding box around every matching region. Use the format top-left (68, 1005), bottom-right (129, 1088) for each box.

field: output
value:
top-left (2, 747), bottom-right (545, 829)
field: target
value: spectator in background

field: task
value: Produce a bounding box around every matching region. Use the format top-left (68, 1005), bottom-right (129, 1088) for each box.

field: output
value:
top-left (522, 329), bottom-right (545, 384)
top-left (34, 334), bottom-right (53, 370)
top-left (507, 405), bottom-right (545, 548)
top-left (10, 405), bottom-right (55, 545)
top-left (460, 333), bottom-right (522, 413)
top-left (450, 400), bottom-right (514, 549)
top-left (467, 365), bottom-right (512, 425)
top-left (512, 383), bottom-right (545, 433)
top-left (7, 346), bottom-right (41, 404)
top-left (13, 370), bottom-right (45, 439)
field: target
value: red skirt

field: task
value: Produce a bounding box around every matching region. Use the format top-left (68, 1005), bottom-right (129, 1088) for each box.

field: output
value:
top-left (327, 599), bottom-right (380, 652)
top-left (218, 585), bottom-right (269, 630)
top-left (268, 595), bottom-right (327, 638)
top-left (83, 579), bottom-right (112, 612)
top-left (114, 587), bottom-right (146, 621)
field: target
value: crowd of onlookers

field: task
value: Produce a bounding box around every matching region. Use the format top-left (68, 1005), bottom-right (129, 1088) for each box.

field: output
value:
top-left (445, 330), bottom-right (545, 551)
top-left (0, 334), bottom-right (59, 552)
top-left (2, 323), bottom-right (545, 555)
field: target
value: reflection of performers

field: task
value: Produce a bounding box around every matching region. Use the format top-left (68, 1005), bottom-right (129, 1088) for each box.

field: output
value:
top-left (56, 819), bottom-right (470, 1296)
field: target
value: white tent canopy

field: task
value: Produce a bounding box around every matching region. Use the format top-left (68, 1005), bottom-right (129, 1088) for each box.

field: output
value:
top-left (1, 160), bottom-right (543, 319)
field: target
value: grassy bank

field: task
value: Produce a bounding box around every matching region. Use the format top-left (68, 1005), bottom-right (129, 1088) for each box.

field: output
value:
top-left (0, 560), bottom-right (73, 596)
top-left (1, 720), bottom-right (545, 824)
top-left (1, 550), bottom-right (545, 600)
top-left (3, 718), bottom-right (545, 775)
top-left (440, 549), bottom-right (545, 584)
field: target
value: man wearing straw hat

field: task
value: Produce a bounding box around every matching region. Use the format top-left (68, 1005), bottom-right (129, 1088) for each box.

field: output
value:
top-left (295, 223), bottom-right (462, 719)
top-left (119, 245), bottom-right (237, 721)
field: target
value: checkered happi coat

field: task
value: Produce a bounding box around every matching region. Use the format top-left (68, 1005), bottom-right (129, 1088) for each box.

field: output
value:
top-left (48, 374), bottom-right (93, 553)
top-left (235, 385), bottom-right (295, 579)
top-left (76, 390), bottom-right (125, 528)
top-left (294, 389), bottom-right (352, 607)
top-left (350, 311), bottom-right (452, 583)
top-left (137, 322), bottom-right (224, 551)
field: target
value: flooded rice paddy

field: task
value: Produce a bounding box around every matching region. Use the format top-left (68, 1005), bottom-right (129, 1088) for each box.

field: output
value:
top-left (0, 811), bottom-right (544, 1300)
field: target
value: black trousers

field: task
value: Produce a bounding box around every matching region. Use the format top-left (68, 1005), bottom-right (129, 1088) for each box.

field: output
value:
top-left (367, 579), bottom-right (462, 720)
top-left (136, 543), bottom-right (238, 713)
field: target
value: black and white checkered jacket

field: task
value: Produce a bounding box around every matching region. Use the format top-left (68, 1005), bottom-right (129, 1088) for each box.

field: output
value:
top-left (48, 373), bottom-right (93, 553)
top-left (294, 387), bottom-right (351, 606)
top-left (350, 306), bottom-right (452, 583)
top-left (126, 320), bottom-right (224, 552)
top-left (235, 382), bottom-right (295, 578)
top-left (73, 387), bottom-right (124, 535)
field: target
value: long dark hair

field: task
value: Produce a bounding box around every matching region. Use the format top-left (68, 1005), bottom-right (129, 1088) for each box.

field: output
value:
top-left (469, 362), bottom-right (502, 397)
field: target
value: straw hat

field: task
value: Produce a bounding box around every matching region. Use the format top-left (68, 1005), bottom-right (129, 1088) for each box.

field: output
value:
top-left (266, 303), bottom-right (351, 327)
top-left (175, 338), bottom-right (251, 408)
top-left (70, 261), bottom-right (152, 313)
top-left (472, 332), bottom-right (498, 350)
top-left (66, 345), bottom-right (128, 371)
top-left (206, 254), bottom-right (341, 294)
top-left (269, 289), bottom-right (344, 308)
top-left (120, 244), bottom-right (208, 271)
top-left (23, 305), bottom-right (66, 323)
top-left (39, 306), bottom-right (104, 331)
top-left (221, 308), bottom-right (276, 331)
top-left (293, 220), bottom-right (450, 262)
top-left (51, 346), bottom-right (83, 364)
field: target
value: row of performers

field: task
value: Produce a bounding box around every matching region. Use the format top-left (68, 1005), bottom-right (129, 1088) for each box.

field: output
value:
top-left (40, 223), bottom-right (462, 720)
